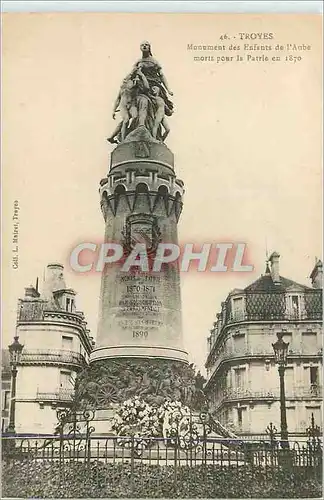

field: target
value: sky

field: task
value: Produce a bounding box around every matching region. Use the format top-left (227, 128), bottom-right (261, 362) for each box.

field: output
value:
top-left (2, 12), bottom-right (322, 373)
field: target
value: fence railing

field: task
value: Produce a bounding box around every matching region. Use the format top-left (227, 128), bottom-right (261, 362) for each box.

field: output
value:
top-left (21, 349), bottom-right (86, 366)
top-left (213, 384), bottom-right (323, 409)
top-left (226, 310), bottom-right (322, 324)
top-left (2, 409), bottom-right (322, 499)
top-left (2, 433), bottom-right (323, 471)
top-left (36, 388), bottom-right (75, 402)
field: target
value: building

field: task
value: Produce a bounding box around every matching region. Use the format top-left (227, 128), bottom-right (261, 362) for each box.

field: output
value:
top-left (10, 263), bottom-right (94, 435)
top-left (205, 253), bottom-right (323, 438)
top-left (1, 350), bottom-right (11, 433)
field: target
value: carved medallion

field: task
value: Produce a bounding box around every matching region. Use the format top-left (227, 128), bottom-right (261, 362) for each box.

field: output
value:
top-left (122, 213), bottom-right (161, 255)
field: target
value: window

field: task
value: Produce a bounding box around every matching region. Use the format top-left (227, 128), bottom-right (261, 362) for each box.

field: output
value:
top-left (286, 407), bottom-right (296, 433)
top-left (236, 407), bottom-right (247, 428)
top-left (303, 366), bottom-right (320, 395)
top-left (233, 333), bottom-right (245, 353)
top-left (284, 367), bottom-right (294, 394)
top-left (287, 294), bottom-right (304, 319)
top-left (291, 296), bottom-right (300, 317)
top-left (233, 297), bottom-right (243, 311)
top-left (219, 374), bottom-right (227, 391)
top-left (3, 391), bottom-right (10, 410)
top-left (232, 297), bottom-right (244, 320)
top-left (310, 367), bottom-right (319, 391)
top-left (60, 371), bottom-right (72, 389)
top-left (283, 332), bottom-right (293, 351)
top-left (62, 336), bottom-right (73, 350)
top-left (302, 332), bottom-right (317, 355)
top-left (234, 367), bottom-right (246, 388)
top-left (65, 297), bottom-right (75, 312)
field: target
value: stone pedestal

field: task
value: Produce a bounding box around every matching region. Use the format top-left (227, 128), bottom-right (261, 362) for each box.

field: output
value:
top-left (90, 135), bottom-right (188, 365)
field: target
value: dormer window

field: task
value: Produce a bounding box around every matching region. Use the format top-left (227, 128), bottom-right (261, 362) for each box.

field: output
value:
top-left (232, 296), bottom-right (245, 321)
top-left (286, 293), bottom-right (304, 319)
top-left (65, 296), bottom-right (75, 312)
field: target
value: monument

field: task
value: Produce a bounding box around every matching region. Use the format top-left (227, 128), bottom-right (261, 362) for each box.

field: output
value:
top-left (76, 42), bottom-right (205, 409)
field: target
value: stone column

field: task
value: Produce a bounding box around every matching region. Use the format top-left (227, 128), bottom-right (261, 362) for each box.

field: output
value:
top-left (90, 135), bottom-right (188, 364)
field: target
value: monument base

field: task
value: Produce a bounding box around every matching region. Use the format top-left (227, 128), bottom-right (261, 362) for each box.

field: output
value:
top-left (75, 357), bottom-right (206, 410)
top-left (90, 345), bottom-right (188, 363)
top-left (89, 408), bottom-right (236, 441)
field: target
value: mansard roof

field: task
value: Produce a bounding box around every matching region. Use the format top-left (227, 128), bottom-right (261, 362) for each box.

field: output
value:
top-left (244, 274), bottom-right (313, 293)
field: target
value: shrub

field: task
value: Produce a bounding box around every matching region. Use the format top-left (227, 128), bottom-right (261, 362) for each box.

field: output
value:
top-left (2, 460), bottom-right (322, 498)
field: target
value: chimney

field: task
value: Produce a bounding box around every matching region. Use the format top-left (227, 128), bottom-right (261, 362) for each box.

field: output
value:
top-left (269, 251), bottom-right (280, 284)
top-left (24, 284), bottom-right (40, 298)
top-left (310, 258), bottom-right (323, 289)
top-left (264, 260), bottom-right (271, 275)
top-left (42, 263), bottom-right (66, 299)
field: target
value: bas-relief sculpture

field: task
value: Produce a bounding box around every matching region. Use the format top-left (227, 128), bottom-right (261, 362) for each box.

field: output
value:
top-left (107, 41), bottom-right (174, 144)
top-left (75, 360), bottom-right (207, 411)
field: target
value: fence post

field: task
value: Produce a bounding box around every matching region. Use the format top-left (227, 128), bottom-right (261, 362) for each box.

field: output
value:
top-left (266, 422), bottom-right (278, 468)
top-left (72, 411), bottom-right (77, 460)
top-left (58, 417), bottom-right (65, 485)
top-left (189, 410), bottom-right (193, 467)
top-left (202, 421), bottom-right (208, 498)
top-left (131, 434), bottom-right (135, 496)
top-left (86, 425), bottom-right (91, 469)
top-left (82, 409), bottom-right (95, 468)
top-left (306, 412), bottom-right (322, 482)
top-left (173, 436), bottom-right (178, 495)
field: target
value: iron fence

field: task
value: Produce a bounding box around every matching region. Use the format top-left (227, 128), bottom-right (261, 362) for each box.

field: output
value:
top-left (2, 410), bottom-right (322, 498)
top-left (2, 433), bottom-right (322, 496)
top-left (2, 433), bottom-right (323, 468)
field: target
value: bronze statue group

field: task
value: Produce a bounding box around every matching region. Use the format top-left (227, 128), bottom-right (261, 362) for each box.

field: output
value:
top-left (108, 41), bottom-right (174, 144)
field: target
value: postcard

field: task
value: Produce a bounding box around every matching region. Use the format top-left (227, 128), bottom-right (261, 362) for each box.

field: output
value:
top-left (2, 9), bottom-right (322, 499)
